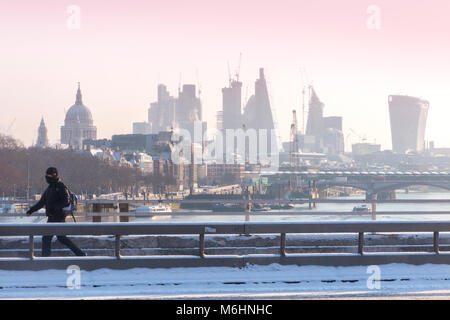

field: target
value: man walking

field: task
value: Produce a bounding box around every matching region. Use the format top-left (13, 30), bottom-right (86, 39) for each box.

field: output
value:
top-left (26, 167), bottom-right (86, 257)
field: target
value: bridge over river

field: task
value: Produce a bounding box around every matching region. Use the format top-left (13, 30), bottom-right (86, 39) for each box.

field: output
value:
top-left (258, 170), bottom-right (450, 200)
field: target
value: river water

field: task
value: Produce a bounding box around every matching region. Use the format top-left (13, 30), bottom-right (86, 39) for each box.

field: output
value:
top-left (166, 191), bottom-right (450, 223)
top-left (2, 192), bottom-right (450, 224)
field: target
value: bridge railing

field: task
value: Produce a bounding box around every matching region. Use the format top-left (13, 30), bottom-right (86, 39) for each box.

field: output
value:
top-left (3, 210), bottom-right (450, 218)
top-left (1, 221), bottom-right (450, 270)
top-left (3, 199), bottom-right (450, 204)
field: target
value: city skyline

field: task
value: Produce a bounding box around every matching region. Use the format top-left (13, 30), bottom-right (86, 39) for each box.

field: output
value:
top-left (1, 0), bottom-right (449, 150)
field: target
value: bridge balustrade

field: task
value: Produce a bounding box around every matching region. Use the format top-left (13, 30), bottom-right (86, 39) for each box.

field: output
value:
top-left (1, 221), bottom-right (450, 270)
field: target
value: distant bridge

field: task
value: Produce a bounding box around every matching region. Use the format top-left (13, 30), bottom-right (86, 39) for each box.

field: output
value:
top-left (256, 171), bottom-right (450, 198)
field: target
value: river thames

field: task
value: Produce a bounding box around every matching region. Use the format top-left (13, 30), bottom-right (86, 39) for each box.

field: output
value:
top-left (2, 191), bottom-right (450, 224)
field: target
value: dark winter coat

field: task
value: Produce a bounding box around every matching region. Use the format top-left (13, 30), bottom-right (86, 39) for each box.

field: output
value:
top-left (28, 181), bottom-right (70, 219)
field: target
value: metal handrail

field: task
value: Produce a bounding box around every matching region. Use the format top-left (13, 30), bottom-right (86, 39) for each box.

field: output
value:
top-left (2, 221), bottom-right (450, 236)
top-left (2, 198), bottom-right (450, 204)
top-left (1, 221), bottom-right (449, 269)
top-left (3, 210), bottom-right (450, 217)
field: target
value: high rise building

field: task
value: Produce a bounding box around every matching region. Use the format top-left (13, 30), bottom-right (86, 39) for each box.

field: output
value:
top-left (36, 117), bottom-right (48, 148)
top-left (148, 84), bottom-right (176, 133)
top-left (301, 87), bottom-right (345, 154)
top-left (133, 122), bottom-right (152, 135)
top-left (222, 79), bottom-right (242, 131)
top-left (145, 83), bottom-right (206, 164)
top-left (323, 128), bottom-right (345, 154)
top-left (323, 116), bottom-right (342, 131)
top-left (305, 87), bottom-right (324, 137)
top-left (176, 84), bottom-right (202, 125)
top-left (388, 95), bottom-right (429, 153)
top-left (221, 78), bottom-right (243, 162)
top-left (303, 87), bottom-right (325, 153)
top-left (61, 83), bottom-right (97, 149)
top-left (242, 68), bottom-right (277, 162)
top-left (175, 84), bottom-right (207, 159)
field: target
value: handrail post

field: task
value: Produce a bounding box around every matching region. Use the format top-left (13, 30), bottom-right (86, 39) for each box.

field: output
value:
top-left (199, 233), bottom-right (205, 258)
top-left (115, 235), bottom-right (121, 259)
top-left (114, 195), bottom-right (119, 223)
top-left (280, 233), bottom-right (286, 257)
top-left (358, 232), bottom-right (364, 255)
top-left (434, 231), bottom-right (439, 254)
top-left (308, 180), bottom-right (312, 209)
top-left (29, 235), bottom-right (34, 260)
top-left (119, 203), bottom-right (129, 223)
top-left (245, 201), bottom-right (251, 222)
top-left (370, 194), bottom-right (377, 221)
top-left (93, 203), bottom-right (102, 223)
top-left (313, 180), bottom-right (317, 208)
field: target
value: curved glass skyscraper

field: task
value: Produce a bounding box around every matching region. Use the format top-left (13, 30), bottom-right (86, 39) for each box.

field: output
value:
top-left (388, 95), bottom-right (429, 153)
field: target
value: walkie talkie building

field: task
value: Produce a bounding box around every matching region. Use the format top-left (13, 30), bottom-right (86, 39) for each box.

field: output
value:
top-left (388, 95), bottom-right (429, 153)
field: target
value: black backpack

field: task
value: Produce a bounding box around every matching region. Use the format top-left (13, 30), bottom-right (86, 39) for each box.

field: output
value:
top-left (63, 186), bottom-right (78, 222)
top-left (68, 191), bottom-right (78, 212)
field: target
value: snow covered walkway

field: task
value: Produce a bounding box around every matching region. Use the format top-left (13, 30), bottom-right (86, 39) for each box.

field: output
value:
top-left (2, 263), bottom-right (450, 299)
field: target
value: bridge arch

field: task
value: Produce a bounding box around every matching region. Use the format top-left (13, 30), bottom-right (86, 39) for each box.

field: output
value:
top-left (374, 182), bottom-right (450, 194)
top-left (315, 183), bottom-right (368, 192)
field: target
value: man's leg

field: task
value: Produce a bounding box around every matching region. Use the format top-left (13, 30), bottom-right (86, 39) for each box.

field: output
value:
top-left (56, 236), bottom-right (86, 256)
top-left (42, 235), bottom-right (54, 257)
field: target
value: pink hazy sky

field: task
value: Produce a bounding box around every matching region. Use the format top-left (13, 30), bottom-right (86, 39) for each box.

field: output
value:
top-left (0, 0), bottom-right (449, 150)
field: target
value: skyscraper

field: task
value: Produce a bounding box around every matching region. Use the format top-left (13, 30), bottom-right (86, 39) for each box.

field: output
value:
top-left (388, 95), bottom-right (429, 153)
top-left (176, 84), bottom-right (202, 125)
top-left (242, 68), bottom-right (277, 161)
top-left (301, 86), bottom-right (344, 154)
top-left (323, 116), bottom-right (342, 131)
top-left (148, 84), bottom-right (176, 133)
top-left (36, 117), bottom-right (48, 148)
top-left (303, 86), bottom-right (325, 153)
top-left (221, 78), bottom-right (243, 162)
top-left (173, 84), bottom-right (207, 163)
top-left (306, 87), bottom-right (324, 137)
top-left (222, 79), bottom-right (242, 132)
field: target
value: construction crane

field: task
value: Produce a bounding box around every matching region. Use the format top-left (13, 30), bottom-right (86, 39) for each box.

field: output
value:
top-left (349, 128), bottom-right (367, 143)
top-left (301, 85), bottom-right (306, 135)
top-left (227, 53), bottom-right (242, 86)
top-left (235, 52), bottom-right (242, 82)
top-left (346, 128), bottom-right (367, 151)
top-left (7, 118), bottom-right (16, 135)
top-left (290, 110), bottom-right (299, 167)
top-left (300, 67), bottom-right (311, 135)
top-left (227, 61), bottom-right (232, 87)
